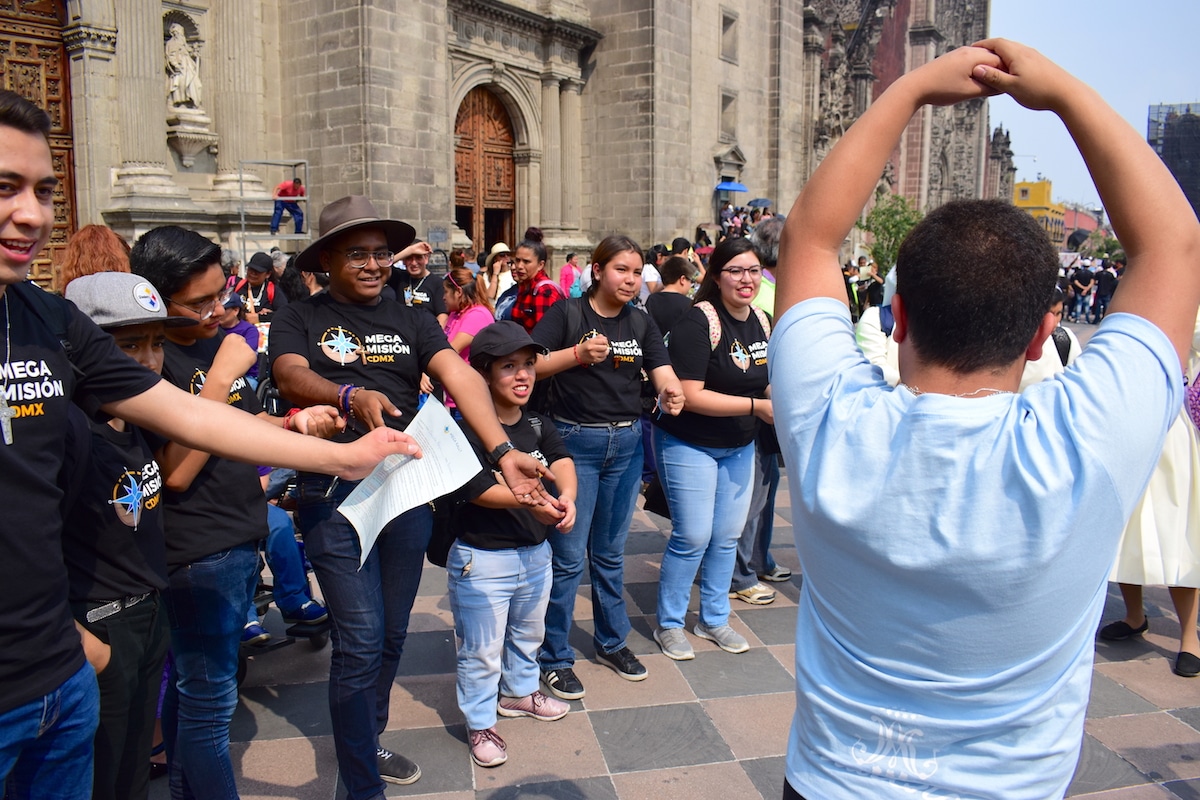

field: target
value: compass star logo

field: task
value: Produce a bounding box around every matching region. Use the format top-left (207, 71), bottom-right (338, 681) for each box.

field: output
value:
top-left (319, 326), bottom-right (363, 365)
top-left (110, 470), bottom-right (145, 528)
top-left (729, 339), bottom-right (750, 372)
top-left (188, 367), bottom-right (207, 395)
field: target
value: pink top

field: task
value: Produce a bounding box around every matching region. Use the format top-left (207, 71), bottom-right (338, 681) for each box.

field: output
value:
top-left (559, 263), bottom-right (580, 296)
top-left (442, 303), bottom-right (497, 407)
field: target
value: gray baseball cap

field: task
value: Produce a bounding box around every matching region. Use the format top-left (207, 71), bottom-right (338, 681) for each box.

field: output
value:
top-left (65, 272), bottom-right (197, 330)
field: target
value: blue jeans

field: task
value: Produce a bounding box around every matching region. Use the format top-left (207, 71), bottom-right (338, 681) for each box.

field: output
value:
top-left (1073, 292), bottom-right (1092, 322)
top-left (447, 541), bottom-right (552, 731)
top-left (0, 662), bottom-right (98, 800)
top-left (297, 475), bottom-right (431, 800)
top-left (539, 421), bottom-right (642, 669)
top-left (731, 442), bottom-right (782, 592)
top-left (259, 503), bottom-right (310, 619)
top-left (654, 428), bottom-right (754, 630)
top-left (162, 542), bottom-right (259, 800)
top-left (270, 201), bottom-right (303, 234)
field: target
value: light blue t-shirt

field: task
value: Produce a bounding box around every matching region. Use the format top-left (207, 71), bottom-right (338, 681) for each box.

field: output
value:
top-left (769, 298), bottom-right (1181, 800)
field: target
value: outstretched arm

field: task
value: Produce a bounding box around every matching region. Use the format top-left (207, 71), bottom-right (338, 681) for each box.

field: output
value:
top-left (972, 38), bottom-right (1200, 365)
top-left (775, 46), bottom-right (1002, 318)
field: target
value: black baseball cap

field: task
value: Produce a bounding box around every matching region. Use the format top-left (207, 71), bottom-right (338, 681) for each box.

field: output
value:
top-left (468, 321), bottom-right (549, 370)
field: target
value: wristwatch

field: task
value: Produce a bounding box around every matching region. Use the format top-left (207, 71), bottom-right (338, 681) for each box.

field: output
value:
top-left (486, 440), bottom-right (517, 466)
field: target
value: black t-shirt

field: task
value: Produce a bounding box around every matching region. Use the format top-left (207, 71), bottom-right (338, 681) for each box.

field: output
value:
top-left (63, 417), bottom-right (167, 603)
top-left (0, 286), bottom-right (160, 714)
top-left (1096, 268), bottom-right (1119, 296)
top-left (388, 271), bottom-right (447, 319)
top-left (645, 291), bottom-right (692, 339)
top-left (866, 277), bottom-right (885, 308)
top-left (654, 301), bottom-right (769, 448)
top-left (268, 293), bottom-right (452, 441)
top-left (457, 410), bottom-right (572, 550)
top-left (147, 332), bottom-right (267, 568)
top-left (531, 298), bottom-right (671, 423)
top-left (1073, 269), bottom-right (1095, 291)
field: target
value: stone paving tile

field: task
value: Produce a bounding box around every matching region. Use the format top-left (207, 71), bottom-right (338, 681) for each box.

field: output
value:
top-left (742, 754), bottom-right (789, 800)
top-left (591, 703), bottom-right (734, 773)
top-left (232, 681), bottom-right (333, 742)
top-left (472, 711), bottom-right (609, 792)
top-left (678, 647), bottom-right (795, 700)
top-left (233, 735), bottom-right (339, 800)
top-left (579, 652), bottom-right (696, 710)
top-left (477, 776), bottom-right (618, 800)
top-left (703, 692), bottom-right (794, 759)
top-left (371, 725), bottom-right (474, 798)
top-left (1096, 659), bottom-right (1200, 710)
top-left (384, 672), bottom-right (462, 731)
top-left (1072, 785), bottom-right (1177, 799)
top-left (1068, 733), bottom-right (1154, 796)
top-left (609, 761), bottom-right (760, 799)
top-left (1165, 779), bottom-right (1200, 799)
top-left (396, 630), bottom-right (458, 677)
top-left (738, 604), bottom-right (800, 646)
top-left (1087, 712), bottom-right (1200, 782)
top-left (767, 643), bottom-right (796, 677)
top-left (1089, 672), bottom-right (1161, 719)
top-left (1172, 707), bottom-right (1200, 734)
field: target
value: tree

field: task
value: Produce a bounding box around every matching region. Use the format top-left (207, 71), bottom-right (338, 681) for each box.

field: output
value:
top-left (858, 191), bottom-right (923, 274)
top-left (1081, 228), bottom-right (1123, 261)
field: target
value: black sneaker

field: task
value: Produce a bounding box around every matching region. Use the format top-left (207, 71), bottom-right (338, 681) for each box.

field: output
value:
top-left (540, 667), bottom-right (585, 700)
top-left (376, 747), bottom-right (420, 785)
top-left (596, 647), bottom-right (648, 681)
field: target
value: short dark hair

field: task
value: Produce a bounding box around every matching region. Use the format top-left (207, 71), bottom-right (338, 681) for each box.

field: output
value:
top-left (692, 237), bottom-right (761, 306)
top-left (0, 90), bottom-right (50, 139)
top-left (130, 226), bottom-right (223, 298)
top-left (895, 199), bottom-right (1058, 373)
top-left (659, 256), bottom-right (696, 286)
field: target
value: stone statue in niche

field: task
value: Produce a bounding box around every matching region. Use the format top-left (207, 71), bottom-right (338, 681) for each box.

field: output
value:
top-left (165, 23), bottom-right (203, 109)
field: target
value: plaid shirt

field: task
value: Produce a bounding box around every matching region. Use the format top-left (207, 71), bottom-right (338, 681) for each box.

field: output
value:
top-left (511, 268), bottom-right (565, 333)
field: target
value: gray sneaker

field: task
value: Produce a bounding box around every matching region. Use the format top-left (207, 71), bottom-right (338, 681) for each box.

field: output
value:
top-left (693, 622), bottom-right (749, 654)
top-left (653, 627), bottom-right (694, 661)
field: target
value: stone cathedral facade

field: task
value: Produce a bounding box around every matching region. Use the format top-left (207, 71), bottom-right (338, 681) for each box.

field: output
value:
top-left (2, 0), bottom-right (1005, 288)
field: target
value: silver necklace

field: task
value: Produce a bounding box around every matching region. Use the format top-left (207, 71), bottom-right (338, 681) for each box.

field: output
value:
top-left (0, 294), bottom-right (14, 445)
top-left (901, 383), bottom-right (1012, 399)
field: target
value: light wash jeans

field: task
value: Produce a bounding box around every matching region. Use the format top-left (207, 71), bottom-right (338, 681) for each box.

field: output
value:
top-left (654, 428), bottom-right (754, 630)
top-left (447, 541), bottom-right (552, 730)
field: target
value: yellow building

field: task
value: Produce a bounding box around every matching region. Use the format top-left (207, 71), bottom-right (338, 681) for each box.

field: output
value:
top-left (1013, 179), bottom-right (1067, 249)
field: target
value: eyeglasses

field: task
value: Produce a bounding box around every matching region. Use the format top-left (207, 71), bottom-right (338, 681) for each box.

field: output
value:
top-left (339, 249), bottom-right (396, 269)
top-left (721, 266), bottom-right (763, 280)
top-left (167, 287), bottom-right (236, 319)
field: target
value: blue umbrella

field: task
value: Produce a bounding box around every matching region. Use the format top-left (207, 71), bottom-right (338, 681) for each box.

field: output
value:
top-left (747, 197), bottom-right (772, 208)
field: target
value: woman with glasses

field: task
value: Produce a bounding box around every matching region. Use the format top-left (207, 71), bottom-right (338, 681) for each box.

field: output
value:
top-left (130, 226), bottom-right (343, 800)
top-left (651, 237), bottom-right (773, 661)
top-left (267, 196), bottom-right (551, 800)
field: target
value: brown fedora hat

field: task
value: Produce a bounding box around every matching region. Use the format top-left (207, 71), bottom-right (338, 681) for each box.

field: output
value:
top-left (294, 195), bottom-right (416, 273)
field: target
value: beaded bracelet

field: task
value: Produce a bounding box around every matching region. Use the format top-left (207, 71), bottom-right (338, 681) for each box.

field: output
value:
top-left (337, 383), bottom-right (355, 416)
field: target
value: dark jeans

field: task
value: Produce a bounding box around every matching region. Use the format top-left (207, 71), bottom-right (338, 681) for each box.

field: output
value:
top-left (783, 781), bottom-right (807, 800)
top-left (270, 200), bottom-right (303, 234)
top-left (731, 443), bottom-right (782, 592)
top-left (74, 593), bottom-right (170, 800)
top-left (297, 475), bottom-right (431, 800)
top-left (163, 542), bottom-right (259, 800)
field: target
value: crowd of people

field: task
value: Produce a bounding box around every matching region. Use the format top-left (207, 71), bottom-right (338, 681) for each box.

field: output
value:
top-left (4, 38), bottom-right (1200, 800)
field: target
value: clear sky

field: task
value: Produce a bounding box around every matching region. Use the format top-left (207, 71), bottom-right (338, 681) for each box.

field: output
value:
top-left (987, 0), bottom-right (1200, 210)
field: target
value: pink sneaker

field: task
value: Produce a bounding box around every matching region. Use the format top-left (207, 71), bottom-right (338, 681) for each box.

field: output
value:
top-left (497, 690), bottom-right (570, 721)
top-left (468, 727), bottom-right (507, 767)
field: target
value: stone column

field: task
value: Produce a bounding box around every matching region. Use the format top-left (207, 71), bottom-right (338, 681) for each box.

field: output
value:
top-left (540, 75), bottom-right (562, 229)
top-left (63, 18), bottom-right (118, 225)
top-left (111, 0), bottom-right (189, 199)
top-left (515, 148), bottom-right (539, 242)
top-left (560, 79), bottom-right (582, 230)
top-left (210, 0), bottom-right (267, 196)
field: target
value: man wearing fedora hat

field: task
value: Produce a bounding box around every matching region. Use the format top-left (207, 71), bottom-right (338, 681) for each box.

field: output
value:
top-left (270, 195), bottom-right (553, 798)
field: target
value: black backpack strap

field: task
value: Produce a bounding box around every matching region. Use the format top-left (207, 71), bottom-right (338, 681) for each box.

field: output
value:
top-left (1051, 326), bottom-right (1071, 367)
top-left (11, 281), bottom-right (72, 357)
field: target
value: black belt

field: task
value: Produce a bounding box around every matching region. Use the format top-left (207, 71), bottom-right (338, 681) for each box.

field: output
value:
top-left (553, 417), bottom-right (636, 429)
top-left (86, 592), bottom-right (153, 623)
